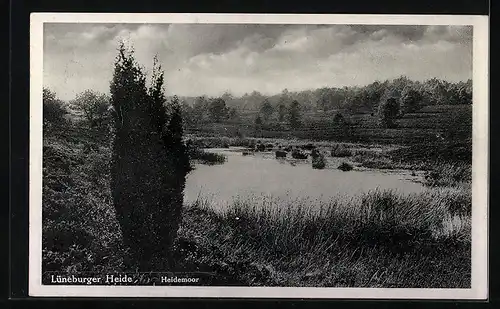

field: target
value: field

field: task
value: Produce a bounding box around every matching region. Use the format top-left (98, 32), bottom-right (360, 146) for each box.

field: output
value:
top-left (186, 105), bottom-right (472, 145)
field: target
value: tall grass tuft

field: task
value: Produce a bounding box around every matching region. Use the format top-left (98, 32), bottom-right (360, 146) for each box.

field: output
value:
top-left (189, 148), bottom-right (227, 165)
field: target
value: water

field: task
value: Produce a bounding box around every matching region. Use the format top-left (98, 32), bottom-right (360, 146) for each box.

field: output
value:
top-left (184, 147), bottom-right (426, 210)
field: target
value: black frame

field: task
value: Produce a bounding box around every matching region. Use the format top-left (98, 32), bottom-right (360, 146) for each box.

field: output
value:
top-left (8, 0), bottom-right (492, 308)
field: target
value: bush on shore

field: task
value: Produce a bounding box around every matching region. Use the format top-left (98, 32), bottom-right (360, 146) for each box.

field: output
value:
top-left (353, 154), bottom-right (396, 170)
top-left (312, 154), bottom-right (326, 169)
top-left (338, 162), bottom-right (353, 171)
top-left (291, 149), bottom-right (308, 159)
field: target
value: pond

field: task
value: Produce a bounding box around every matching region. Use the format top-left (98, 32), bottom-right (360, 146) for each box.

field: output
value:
top-left (184, 147), bottom-right (426, 210)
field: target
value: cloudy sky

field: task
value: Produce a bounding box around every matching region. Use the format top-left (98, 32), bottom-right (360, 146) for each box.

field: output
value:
top-left (43, 23), bottom-right (472, 100)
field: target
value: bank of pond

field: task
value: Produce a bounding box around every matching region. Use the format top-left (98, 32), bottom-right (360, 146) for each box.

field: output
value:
top-left (184, 137), bottom-right (471, 210)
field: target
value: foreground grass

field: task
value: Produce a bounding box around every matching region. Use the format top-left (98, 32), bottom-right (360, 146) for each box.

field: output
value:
top-left (176, 188), bottom-right (471, 288)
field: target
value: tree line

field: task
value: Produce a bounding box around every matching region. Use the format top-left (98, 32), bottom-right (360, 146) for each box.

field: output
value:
top-left (47, 75), bottom-right (471, 133)
top-left (175, 75), bottom-right (471, 131)
top-left (179, 76), bottom-right (471, 114)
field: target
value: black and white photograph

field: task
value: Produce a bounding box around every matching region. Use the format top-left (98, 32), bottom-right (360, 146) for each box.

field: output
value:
top-left (29, 14), bottom-right (489, 298)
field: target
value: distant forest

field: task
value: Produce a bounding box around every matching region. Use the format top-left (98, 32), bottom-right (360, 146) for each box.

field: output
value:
top-left (176, 76), bottom-right (472, 118)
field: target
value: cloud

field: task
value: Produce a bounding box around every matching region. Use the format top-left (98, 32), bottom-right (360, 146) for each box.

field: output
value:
top-left (43, 23), bottom-right (472, 100)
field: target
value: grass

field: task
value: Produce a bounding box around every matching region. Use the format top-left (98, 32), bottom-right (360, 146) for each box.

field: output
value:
top-left (177, 188), bottom-right (471, 287)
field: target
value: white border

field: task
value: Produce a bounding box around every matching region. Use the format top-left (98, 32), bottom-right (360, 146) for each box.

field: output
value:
top-left (29, 13), bottom-right (489, 299)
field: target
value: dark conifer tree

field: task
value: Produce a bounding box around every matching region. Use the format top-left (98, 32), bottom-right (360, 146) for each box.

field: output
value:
top-left (110, 44), bottom-right (189, 271)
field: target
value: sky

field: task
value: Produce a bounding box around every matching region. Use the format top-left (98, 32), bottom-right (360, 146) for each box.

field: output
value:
top-left (43, 23), bottom-right (473, 101)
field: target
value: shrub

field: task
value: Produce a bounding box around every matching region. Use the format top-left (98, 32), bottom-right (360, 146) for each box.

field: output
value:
top-left (187, 136), bottom-right (258, 149)
top-left (400, 87), bottom-right (423, 114)
top-left (302, 143), bottom-right (316, 151)
top-left (291, 149), bottom-right (308, 159)
top-left (378, 97), bottom-right (400, 128)
top-left (338, 162), bottom-right (353, 171)
top-left (310, 149), bottom-right (320, 159)
top-left (43, 88), bottom-right (68, 127)
top-left (312, 154), bottom-right (326, 169)
top-left (275, 150), bottom-right (287, 158)
top-left (73, 90), bottom-right (111, 128)
top-left (256, 144), bottom-right (266, 152)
